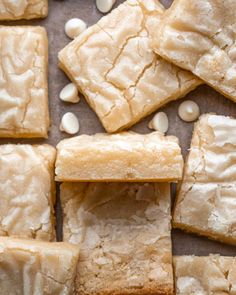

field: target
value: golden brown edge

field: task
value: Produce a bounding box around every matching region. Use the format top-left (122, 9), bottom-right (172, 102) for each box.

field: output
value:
top-left (76, 285), bottom-right (174, 295)
top-left (173, 221), bottom-right (236, 246)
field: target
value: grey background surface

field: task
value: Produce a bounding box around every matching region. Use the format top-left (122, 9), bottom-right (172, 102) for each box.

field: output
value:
top-left (0, 0), bottom-right (236, 256)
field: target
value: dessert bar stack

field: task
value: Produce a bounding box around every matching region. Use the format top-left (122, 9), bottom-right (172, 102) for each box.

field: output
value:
top-left (0, 1), bottom-right (80, 293)
top-left (56, 2), bottom-right (196, 291)
top-left (55, 131), bottom-right (183, 295)
top-left (58, 0), bottom-right (236, 293)
top-left (1, 0), bottom-right (236, 294)
top-left (149, 0), bottom-right (236, 249)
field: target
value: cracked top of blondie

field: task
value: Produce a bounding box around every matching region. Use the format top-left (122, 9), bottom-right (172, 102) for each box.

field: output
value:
top-left (0, 144), bottom-right (56, 241)
top-left (0, 237), bottom-right (79, 295)
top-left (152, 0), bottom-right (236, 101)
top-left (58, 0), bottom-right (201, 133)
top-left (173, 114), bottom-right (236, 245)
top-left (0, 0), bottom-right (48, 20)
top-left (0, 26), bottom-right (49, 138)
top-left (61, 182), bottom-right (173, 295)
top-left (174, 255), bottom-right (236, 294)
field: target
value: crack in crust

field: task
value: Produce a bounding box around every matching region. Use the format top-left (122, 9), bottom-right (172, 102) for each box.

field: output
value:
top-left (0, 144), bottom-right (56, 241)
top-left (58, 0), bottom-right (201, 133)
top-left (61, 182), bottom-right (173, 295)
top-left (0, 0), bottom-right (48, 20)
top-left (173, 114), bottom-right (236, 245)
top-left (174, 255), bottom-right (236, 294)
top-left (152, 0), bottom-right (236, 102)
top-left (0, 237), bottom-right (79, 295)
top-left (0, 26), bottom-right (49, 138)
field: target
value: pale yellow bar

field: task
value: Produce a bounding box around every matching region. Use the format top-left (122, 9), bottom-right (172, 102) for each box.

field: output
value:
top-left (58, 0), bottom-right (201, 133)
top-left (152, 0), bottom-right (236, 102)
top-left (61, 182), bottom-right (173, 295)
top-left (0, 144), bottom-right (56, 241)
top-left (0, 26), bottom-right (49, 138)
top-left (174, 255), bottom-right (236, 294)
top-left (0, 237), bottom-right (79, 295)
top-left (174, 114), bottom-right (236, 245)
top-left (55, 132), bottom-right (183, 182)
top-left (0, 0), bottom-right (48, 20)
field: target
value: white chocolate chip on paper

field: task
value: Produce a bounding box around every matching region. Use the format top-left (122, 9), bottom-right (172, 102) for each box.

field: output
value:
top-left (59, 83), bottom-right (80, 103)
top-left (65, 18), bottom-right (87, 39)
top-left (60, 112), bottom-right (80, 135)
top-left (148, 112), bottom-right (169, 134)
top-left (178, 100), bottom-right (200, 122)
top-left (96, 0), bottom-right (116, 13)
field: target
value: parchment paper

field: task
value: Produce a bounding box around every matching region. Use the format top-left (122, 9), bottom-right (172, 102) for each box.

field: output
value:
top-left (0, 0), bottom-right (235, 256)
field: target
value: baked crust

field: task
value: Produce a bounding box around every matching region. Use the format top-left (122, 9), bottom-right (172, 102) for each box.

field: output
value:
top-left (0, 237), bottom-right (79, 295)
top-left (0, 0), bottom-right (48, 20)
top-left (61, 182), bottom-right (173, 295)
top-left (0, 144), bottom-right (56, 241)
top-left (55, 132), bottom-right (183, 182)
top-left (58, 0), bottom-right (201, 133)
top-left (174, 255), bottom-right (236, 294)
top-left (173, 114), bottom-right (236, 245)
top-left (152, 0), bottom-right (236, 102)
top-left (0, 26), bottom-right (49, 138)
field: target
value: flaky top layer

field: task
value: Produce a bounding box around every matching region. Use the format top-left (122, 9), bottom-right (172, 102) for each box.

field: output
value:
top-left (0, 237), bottom-right (79, 295)
top-left (183, 114), bottom-right (236, 183)
top-left (152, 0), bottom-right (236, 101)
top-left (174, 255), bottom-right (236, 294)
top-left (59, 0), bottom-right (201, 133)
top-left (61, 182), bottom-right (173, 295)
top-left (0, 0), bottom-right (48, 20)
top-left (0, 144), bottom-right (56, 241)
top-left (174, 114), bottom-right (236, 245)
top-left (0, 26), bottom-right (49, 138)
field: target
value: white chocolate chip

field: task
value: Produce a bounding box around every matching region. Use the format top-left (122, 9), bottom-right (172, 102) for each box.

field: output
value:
top-left (148, 112), bottom-right (169, 133)
top-left (59, 83), bottom-right (80, 103)
top-left (96, 0), bottom-right (116, 13)
top-left (65, 18), bottom-right (87, 39)
top-left (178, 100), bottom-right (200, 122)
top-left (60, 112), bottom-right (80, 135)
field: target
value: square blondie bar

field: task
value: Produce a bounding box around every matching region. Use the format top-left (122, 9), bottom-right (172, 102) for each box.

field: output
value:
top-left (0, 237), bottom-right (79, 295)
top-left (0, 0), bottom-right (48, 20)
top-left (152, 0), bottom-right (236, 101)
top-left (61, 182), bottom-right (173, 295)
top-left (59, 0), bottom-right (201, 133)
top-left (0, 26), bottom-right (49, 138)
top-left (173, 114), bottom-right (236, 245)
top-left (0, 144), bottom-right (56, 241)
